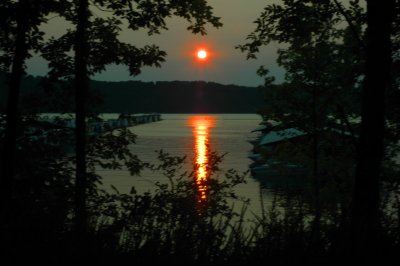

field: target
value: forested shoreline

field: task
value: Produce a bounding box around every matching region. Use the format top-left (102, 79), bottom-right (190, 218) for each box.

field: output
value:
top-left (0, 75), bottom-right (264, 113)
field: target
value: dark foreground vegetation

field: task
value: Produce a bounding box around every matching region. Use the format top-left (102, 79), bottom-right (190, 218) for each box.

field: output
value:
top-left (0, 115), bottom-right (399, 266)
top-left (1, 0), bottom-right (400, 265)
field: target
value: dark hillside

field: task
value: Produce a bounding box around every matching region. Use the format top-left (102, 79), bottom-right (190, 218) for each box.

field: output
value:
top-left (1, 75), bottom-right (264, 113)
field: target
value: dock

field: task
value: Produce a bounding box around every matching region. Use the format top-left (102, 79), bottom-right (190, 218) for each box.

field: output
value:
top-left (39, 113), bottom-right (162, 135)
top-left (88, 113), bottom-right (162, 134)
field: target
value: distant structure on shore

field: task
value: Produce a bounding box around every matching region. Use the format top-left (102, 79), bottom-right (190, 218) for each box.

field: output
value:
top-left (40, 113), bottom-right (162, 136)
top-left (89, 113), bottom-right (162, 135)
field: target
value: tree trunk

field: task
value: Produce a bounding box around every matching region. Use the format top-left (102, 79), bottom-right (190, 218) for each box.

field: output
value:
top-left (1, 0), bottom-right (29, 212)
top-left (351, 0), bottom-right (394, 263)
top-left (74, 0), bottom-right (90, 242)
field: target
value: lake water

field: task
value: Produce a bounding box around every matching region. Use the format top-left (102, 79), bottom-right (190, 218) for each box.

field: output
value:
top-left (97, 113), bottom-right (272, 218)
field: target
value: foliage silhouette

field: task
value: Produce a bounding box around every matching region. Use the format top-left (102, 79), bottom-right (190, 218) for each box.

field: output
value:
top-left (36, 0), bottom-right (223, 240)
top-left (0, 113), bottom-right (399, 265)
top-left (239, 0), bottom-right (399, 263)
top-left (0, 0), bottom-right (69, 219)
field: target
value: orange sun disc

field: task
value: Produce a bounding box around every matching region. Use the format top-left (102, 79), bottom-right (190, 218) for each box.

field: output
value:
top-left (197, 49), bottom-right (207, 60)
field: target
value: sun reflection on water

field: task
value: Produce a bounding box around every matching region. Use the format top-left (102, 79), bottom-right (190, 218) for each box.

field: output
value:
top-left (188, 116), bottom-right (215, 204)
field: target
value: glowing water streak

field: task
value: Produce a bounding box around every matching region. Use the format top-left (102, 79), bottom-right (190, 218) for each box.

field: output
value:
top-left (188, 116), bottom-right (215, 203)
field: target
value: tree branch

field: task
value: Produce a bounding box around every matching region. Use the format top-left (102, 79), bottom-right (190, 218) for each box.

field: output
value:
top-left (332, 0), bottom-right (366, 50)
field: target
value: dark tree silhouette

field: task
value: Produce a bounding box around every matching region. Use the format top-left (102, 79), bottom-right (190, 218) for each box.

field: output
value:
top-left (74, 0), bottom-right (90, 242)
top-left (237, 1), bottom-right (364, 255)
top-left (0, 0), bottom-right (30, 212)
top-left (0, 0), bottom-right (65, 215)
top-left (42, 0), bottom-right (222, 242)
top-left (240, 0), bottom-right (399, 262)
top-left (351, 0), bottom-right (395, 263)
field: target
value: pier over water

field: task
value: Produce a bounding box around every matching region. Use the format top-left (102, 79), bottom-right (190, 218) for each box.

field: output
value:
top-left (89, 113), bottom-right (162, 135)
top-left (39, 113), bottom-right (162, 136)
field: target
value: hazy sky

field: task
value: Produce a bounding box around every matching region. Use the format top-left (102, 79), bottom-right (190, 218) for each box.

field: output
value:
top-left (26, 0), bottom-right (285, 87)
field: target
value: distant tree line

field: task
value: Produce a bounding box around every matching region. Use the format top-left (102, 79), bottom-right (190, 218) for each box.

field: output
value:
top-left (0, 75), bottom-right (265, 113)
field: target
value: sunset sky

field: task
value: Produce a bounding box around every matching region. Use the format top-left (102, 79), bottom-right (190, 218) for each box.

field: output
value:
top-left (26, 0), bottom-right (285, 87)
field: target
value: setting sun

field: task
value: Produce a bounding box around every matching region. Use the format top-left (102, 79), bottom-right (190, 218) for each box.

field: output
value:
top-left (197, 49), bottom-right (208, 60)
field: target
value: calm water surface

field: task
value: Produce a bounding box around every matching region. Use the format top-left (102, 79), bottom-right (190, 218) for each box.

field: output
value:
top-left (98, 113), bottom-right (272, 218)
